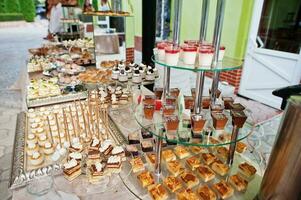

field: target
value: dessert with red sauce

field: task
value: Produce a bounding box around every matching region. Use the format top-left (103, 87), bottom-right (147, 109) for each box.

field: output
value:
top-left (199, 47), bottom-right (214, 66)
top-left (182, 44), bottom-right (197, 65)
top-left (219, 46), bottom-right (226, 61)
top-left (165, 46), bottom-right (180, 66)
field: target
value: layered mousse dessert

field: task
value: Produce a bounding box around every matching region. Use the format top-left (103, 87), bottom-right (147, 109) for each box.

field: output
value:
top-left (111, 146), bottom-right (125, 161)
top-left (143, 95), bottom-right (156, 105)
top-left (191, 114), bottom-right (206, 134)
top-left (154, 88), bottom-right (163, 99)
top-left (99, 140), bottom-right (113, 156)
top-left (218, 46), bottom-right (226, 61)
top-left (182, 45), bottom-right (197, 65)
top-left (111, 67), bottom-right (119, 80)
top-left (211, 113), bottom-right (228, 130)
top-left (63, 159), bottom-right (81, 181)
top-left (184, 96), bottom-right (194, 110)
top-left (157, 42), bottom-right (169, 61)
top-left (107, 155), bottom-right (122, 173)
top-left (141, 140), bottom-right (153, 152)
top-left (222, 96), bottom-right (234, 109)
top-left (165, 115), bottom-right (179, 132)
top-left (88, 162), bottom-right (105, 183)
top-left (199, 47), bottom-right (214, 66)
top-left (163, 104), bottom-right (176, 116)
top-left (126, 144), bottom-right (139, 157)
top-left (165, 46), bottom-right (180, 66)
top-left (128, 132), bottom-right (140, 144)
top-left (144, 104), bottom-right (155, 120)
top-left (145, 69), bottom-right (155, 81)
top-left (202, 96), bottom-right (211, 109)
top-left (210, 103), bottom-right (224, 113)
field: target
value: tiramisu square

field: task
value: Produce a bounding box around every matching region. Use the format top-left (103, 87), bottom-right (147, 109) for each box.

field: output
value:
top-left (196, 165), bottom-right (215, 182)
top-left (180, 171), bottom-right (199, 189)
top-left (213, 180), bottom-right (234, 199)
top-left (141, 140), bottom-right (154, 152)
top-left (137, 171), bottom-right (155, 188)
top-left (63, 159), bottom-right (81, 181)
top-left (163, 176), bottom-right (182, 192)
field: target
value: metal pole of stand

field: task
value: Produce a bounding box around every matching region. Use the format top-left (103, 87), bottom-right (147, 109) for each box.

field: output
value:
top-left (227, 125), bottom-right (240, 166)
top-left (155, 128), bottom-right (164, 176)
top-left (194, 0), bottom-right (210, 114)
top-left (210, 0), bottom-right (226, 104)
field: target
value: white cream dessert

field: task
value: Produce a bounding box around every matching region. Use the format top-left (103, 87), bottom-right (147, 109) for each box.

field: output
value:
top-left (111, 67), bottom-right (119, 80)
top-left (31, 123), bottom-right (39, 129)
top-left (27, 133), bottom-right (37, 144)
top-left (51, 151), bottom-right (60, 162)
top-left (30, 151), bottom-right (44, 166)
top-left (218, 46), bottom-right (225, 61)
top-left (165, 46), bottom-right (180, 66)
top-left (111, 146), bottom-right (125, 161)
top-left (38, 134), bottom-right (47, 146)
top-left (107, 155), bottom-right (121, 173)
top-left (69, 152), bottom-right (82, 161)
top-left (157, 42), bottom-right (168, 61)
top-left (69, 142), bottom-right (83, 152)
top-left (118, 69), bottom-right (128, 82)
top-left (125, 66), bottom-right (132, 78)
top-left (63, 159), bottom-right (81, 181)
top-left (199, 48), bottom-right (214, 66)
top-left (43, 142), bottom-right (54, 155)
top-left (27, 143), bottom-right (39, 156)
top-left (132, 70), bottom-right (142, 84)
top-left (182, 45), bottom-right (197, 65)
top-left (138, 65), bottom-right (145, 79)
top-left (99, 140), bottom-right (113, 156)
top-left (145, 69), bottom-right (155, 81)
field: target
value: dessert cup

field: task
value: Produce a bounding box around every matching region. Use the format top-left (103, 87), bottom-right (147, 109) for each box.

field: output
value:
top-left (182, 45), bottom-right (197, 65)
top-left (199, 48), bottom-right (214, 66)
top-left (165, 46), bottom-right (180, 66)
top-left (144, 104), bottom-right (155, 120)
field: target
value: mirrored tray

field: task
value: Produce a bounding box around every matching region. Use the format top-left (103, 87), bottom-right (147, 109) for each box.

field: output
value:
top-left (133, 101), bottom-right (255, 147)
top-left (152, 54), bottom-right (243, 72)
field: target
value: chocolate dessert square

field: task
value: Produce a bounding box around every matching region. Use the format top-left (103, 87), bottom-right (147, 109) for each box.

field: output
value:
top-left (222, 97), bottom-right (234, 109)
top-left (141, 140), bottom-right (153, 152)
top-left (141, 128), bottom-right (153, 139)
top-left (128, 133), bottom-right (140, 144)
top-left (231, 110), bottom-right (247, 128)
top-left (229, 102), bottom-right (245, 111)
top-left (126, 144), bottom-right (139, 157)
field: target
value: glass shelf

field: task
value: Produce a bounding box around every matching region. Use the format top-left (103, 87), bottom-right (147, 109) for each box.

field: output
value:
top-left (133, 102), bottom-right (255, 147)
top-left (83, 11), bottom-right (133, 17)
top-left (152, 54), bottom-right (243, 72)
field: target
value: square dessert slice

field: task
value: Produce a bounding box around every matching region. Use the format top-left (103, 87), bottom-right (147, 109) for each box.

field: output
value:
top-left (216, 146), bottom-right (229, 161)
top-left (111, 146), bottom-right (125, 161)
top-left (99, 140), bottom-right (114, 156)
top-left (88, 162), bottom-right (105, 183)
top-left (63, 159), bottom-right (81, 181)
top-left (141, 140), bottom-right (154, 152)
top-left (197, 185), bottom-right (217, 200)
top-left (211, 113), bottom-right (228, 130)
top-left (229, 102), bottom-right (245, 111)
top-left (87, 149), bottom-right (101, 161)
top-left (128, 132), bottom-right (140, 144)
top-left (196, 165), bottom-right (215, 182)
top-left (213, 180), bottom-right (234, 199)
top-left (222, 97), bottom-right (234, 109)
top-left (69, 142), bottom-right (83, 153)
top-left (189, 146), bottom-right (207, 154)
top-left (130, 157), bottom-right (145, 173)
top-left (231, 110), bottom-right (247, 128)
top-left (229, 174), bottom-right (248, 192)
top-left (180, 171), bottom-right (200, 189)
top-left (162, 149), bottom-right (176, 162)
top-left (126, 144), bottom-right (139, 157)
top-left (236, 141), bottom-right (247, 153)
top-left (186, 156), bottom-right (202, 171)
top-left (137, 171), bottom-right (155, 188)
top-left (238, 162), bottom-right (257, 179)
top-left (174, 146), bottom-right (190, 159)
top-left (107, 155), bottom-right (122, 173)
top-left (177, 189), bottom-right (199, 200)
top-left (163, 176), bottom-right (182, 192)
top-left (148, 184), bottom-right (168, 200)
top-left (145, 152), bottom-right (157, 168)
top-left (166, 160), bottom-right (185, 177)
top-left (201, 153), bottom-right (217, 165)
top-left (211, 160), bottom-right (229, 176)
top-left (141, 128), bottom-right (153, 139)
top-left (89, 138), bottom-right (101, 151)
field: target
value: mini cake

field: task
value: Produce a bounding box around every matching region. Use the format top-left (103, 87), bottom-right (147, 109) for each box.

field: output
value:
top-left (229, 102), bottom-right (245, 111)
top-left (196, 165), bottom-right (215, 182)
top-left (89, 162), bottom-right (105, 183)
top-left (63, 159), bottom-right (81, 181)
top-left (163, 176), bottom-right (182, 192)
top-left (199, 48), bottom-right (214, 66)
top-left (209, 88), bottom-right (221, 98)
top-left (216, 146), bottom-right (229, 161)
top-left (144, 104), bottom-right (155, 120)
top-left (177, 189), bottom-right (199, 200)
top-left (99, 140), bottom-right (113, 156)
top-left (182, 45), bottom-right (197, 65)
top-left (143, 95), bottom-right (156, 105)
top-left (118, 69), bottom-right (128, 82)
top-left (69, 151), bottom-right (82, 162)
top-left (128, 132), bottom-right (140, 144)
top-left (166, 160), bottom-right (185, 176)
top-left (162, 104), bottom-right (176, 116)
top-left (145, 152), bottom-right (156, 168)
top-left (38, 134), bottom-right (47, 146)
top-left (141, 128), bottom-right (153, 139)
top-left (137, 171), bottom-right (155, 188)
top-left (111, 146), bottom-right (125, 161)
top-left (107, 155), bottom-right (122, 173)
top-left (130, 157), bottom-right (145, 173)
top-left (211, 113), bottom-right (228, 130)
top-left (202, 97), bottom-right (211, 109)
top-left (69, 142), bottom-right (83, 153)
top-left (148, 184), bottom-right (168, 200)
top-left (111, 67), bottom-right (119, 80)
top-left (201, 153), bottom-right (217, 165)
top-left (174, 146), bottom-right (190, 159)
top-left (30, 151), bottom-right (44, 166)
top-left (162, 149), bottom-right (176, 162)
top-left (43, 142), bottom-right (54, 155)
top-left (238, 162), bottom-right (257, 179)
top-left (180, 171), bottom-right (200, 188)
top-left (213, 180), bottom-right (234, 199)
top-left (87, 148), bottom-right (101, 161)
top-left (231, 110), bottom-right (247, 128)
top-left (145, 69), bottom-right (155, 81)
top-left (222, 97), bottom-right (234, 109)
top-left (210, 104), bottom-right (224, 113)
top-left (141, 140), bottom-right (153, 152)
top-left (154, 88), bottom-right (163, 99)
top-left (27, 133), bottom-right (37, 145)
top-left (165, 46), bottom-right (180, 66)
top-left (89, 138), bottom-right (101, 150)
top-left (27, 143), bottom-right (39, 156)
top-left (189, 146), bottom-right (207, 154)
top-left (184, 96), bottom-right (194, 110)
top-left (197, 185), bottom-right (217, 200)
top-left (165, 133), bottom-right (177, 145)
top-left (191, 114), bottom-right (206, 134)
top-left (126, 144), bottom-right (139, 157)
top-left (211, 160), bottom-right (229, 176)
top-left (229, 174), bottom-right (248, 192)
top-left (132, 70), bottom-right (142, 84)
top-left (170, 88), bottom-right (180, 98)
top-left (165, 115), bottom-right (179, 132)
top-left (186, 156), bottom-right (201, 171)
top-left (236, 142), bottom-right (247, 153)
